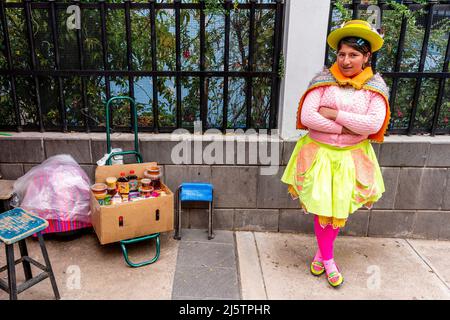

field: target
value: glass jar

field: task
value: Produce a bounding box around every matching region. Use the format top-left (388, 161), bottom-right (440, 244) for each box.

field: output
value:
top-left (140, 186), bottom-right (154, 198)
top-left (91, 183), bottom-right (107, 200)
top-left (144, 166), bottom-right (162, 190)
top-left (105, 177), bottom-right (117, 190)
top-left (140, 178), bottom-right (152, 190)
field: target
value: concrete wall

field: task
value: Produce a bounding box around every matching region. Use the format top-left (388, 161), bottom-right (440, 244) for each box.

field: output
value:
top-left (1, 132), bottom-right (449, 241)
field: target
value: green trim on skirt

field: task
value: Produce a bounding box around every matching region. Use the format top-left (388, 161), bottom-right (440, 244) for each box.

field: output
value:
top-left (281, 133), bottom-right (385, 220)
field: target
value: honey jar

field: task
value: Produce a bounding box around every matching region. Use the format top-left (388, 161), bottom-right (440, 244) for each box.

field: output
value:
top-left (140, 178), bottom-right (152, 190)
top-left (105, 177), bottom-right (117, 189)
top-left (91, 183), bottom-right (108, 200)
top-left (140, 186), bottom-right (154, 198)
top-left (144, 166), bottom-right (162, 190)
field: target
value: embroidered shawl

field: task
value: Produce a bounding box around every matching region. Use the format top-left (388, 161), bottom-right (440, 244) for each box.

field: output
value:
top-left (296, 64), bottom-right (391, 143)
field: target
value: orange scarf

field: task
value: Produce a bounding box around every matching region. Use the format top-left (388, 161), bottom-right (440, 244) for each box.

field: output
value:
top-left (329, 63), bottom-right (374, 90)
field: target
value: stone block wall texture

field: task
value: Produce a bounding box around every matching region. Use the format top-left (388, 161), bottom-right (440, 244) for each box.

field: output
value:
top-left (0, 134), bottom-right (449, 240)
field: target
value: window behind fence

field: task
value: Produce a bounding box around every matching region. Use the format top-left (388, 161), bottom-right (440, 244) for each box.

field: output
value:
top-left (326, 0), bottom-right (450, 136)
top-left (0, 0), bottom-right (284, 133)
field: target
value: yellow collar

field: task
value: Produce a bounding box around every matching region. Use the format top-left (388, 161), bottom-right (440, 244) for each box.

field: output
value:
top-left (330, 62), bottom-right (374, 89)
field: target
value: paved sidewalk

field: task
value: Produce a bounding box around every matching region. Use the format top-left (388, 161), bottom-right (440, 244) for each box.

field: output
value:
top-left (171, 229), bottom-right (240, 300)
top-left (1, 228), bottom-right (450, 300)
top-left (236, 232), bottom-right (450, 300)
top-left (0, 230), bottom-right (179, 300)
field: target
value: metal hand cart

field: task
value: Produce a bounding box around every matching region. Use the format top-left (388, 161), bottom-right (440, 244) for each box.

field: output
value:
top-left (103, 96), bottom-right (160, 268)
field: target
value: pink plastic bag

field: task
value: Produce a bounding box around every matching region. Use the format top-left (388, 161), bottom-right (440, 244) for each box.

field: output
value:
top-left (13, 155), bottom-right (91, 224)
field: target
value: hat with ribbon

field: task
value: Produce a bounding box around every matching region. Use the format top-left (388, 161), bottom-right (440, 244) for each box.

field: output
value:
top-left (327, 19), bottom-right (384, 53)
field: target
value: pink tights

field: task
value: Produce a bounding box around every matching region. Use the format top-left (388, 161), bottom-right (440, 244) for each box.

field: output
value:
top-left (313, 215), bottom-right (340, 261)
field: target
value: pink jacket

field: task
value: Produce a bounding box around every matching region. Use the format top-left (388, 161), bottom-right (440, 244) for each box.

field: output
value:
top-left (300, 85), bottom-right (387, 147)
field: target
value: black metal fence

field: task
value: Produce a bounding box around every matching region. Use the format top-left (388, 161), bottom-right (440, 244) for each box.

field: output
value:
top-left (326, 0), bottom-right (450, 136)
top-left (0, 0), bottom-right (284, 133)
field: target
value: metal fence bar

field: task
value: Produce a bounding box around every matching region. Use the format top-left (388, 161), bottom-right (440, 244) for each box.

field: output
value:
top-left (0, 69), bottom-right (276, 77)
top-left (7, 2), bottom-right (276, 11)
top-left (125, 0), bottom-right (135, 132)
top-left (431, 31), bottom-right (450, 135)
top-left (222, 0), bottom-right (231, 132)
top-left (0, 1), bottom-right (21, 132)
top-left (370, 0), bottom-right (386, 72)
top-left (200, 1), bottom-right (206, 132)
top-left (387, 1), bottom-right (409, 132)
top-left (175, 0), bottom-right (182, 129)
top-left (383, 72), bottom-right (449, 78)
top-left (324, 0), bottom-right (335, 67)
top-left (270, 0), bottom-right (283, 130)
top-left (24, 0), bottom-right (44, 132)
top-left (49, 0), bottom-right (67, 132)
top-left (100, 0), bottom-right (112, 130)
top-left (246, 0), bottom-right (256, 129)
top-left (407, 1), bottom-right (435, 135)
top-left (352, 0), bottom-right (361, 19)
top-left (150, 0), bottom-right (159, 133)
top-left (73, 0), bottom-right (89, 133)
top-left (149, 0), bottom-right (159, 133)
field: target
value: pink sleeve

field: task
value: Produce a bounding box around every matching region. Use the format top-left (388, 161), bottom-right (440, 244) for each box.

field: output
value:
top-left (335, 92), bottom-right (387, 135)
top-left (301, 87), bottom-right (343, 134)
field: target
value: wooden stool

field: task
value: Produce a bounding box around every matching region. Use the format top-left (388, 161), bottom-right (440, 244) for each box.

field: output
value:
top-left (0, 208), bottom-right (60, 300)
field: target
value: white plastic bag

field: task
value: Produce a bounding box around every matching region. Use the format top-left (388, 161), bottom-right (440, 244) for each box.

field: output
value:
top-left (13, 154), bottom-right (91, 223)
top-left (96, 148), bottom-right (124, 166)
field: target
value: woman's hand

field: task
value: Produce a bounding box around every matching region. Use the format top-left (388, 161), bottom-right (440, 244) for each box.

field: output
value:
top-left (317, 107), bottom-right (359, 135)
top-left (342, 126), bottom-right (360, 135)
top-left (318, 106), bottom-right (338, 121)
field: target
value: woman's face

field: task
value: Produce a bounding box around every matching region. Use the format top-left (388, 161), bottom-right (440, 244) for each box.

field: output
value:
top-left (337, 43), bottom-right (370, 77)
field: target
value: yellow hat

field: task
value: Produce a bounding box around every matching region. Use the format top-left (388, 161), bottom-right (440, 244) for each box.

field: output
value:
top-left (327, 20), bottom-right (384, 53)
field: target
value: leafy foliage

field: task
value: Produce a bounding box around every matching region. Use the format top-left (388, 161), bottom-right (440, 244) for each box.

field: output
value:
top-left (0, 0), bottom-right (281, 131)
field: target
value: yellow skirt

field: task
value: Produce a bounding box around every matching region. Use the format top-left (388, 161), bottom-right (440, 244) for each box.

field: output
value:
top-left (281, 133), bottom-right (385, 228)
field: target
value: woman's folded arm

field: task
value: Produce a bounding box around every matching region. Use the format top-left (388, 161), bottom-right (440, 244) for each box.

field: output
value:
top-left (334, 92), bottom-right (387, 135)
top-left (301, 87), bottom-right (343, 134)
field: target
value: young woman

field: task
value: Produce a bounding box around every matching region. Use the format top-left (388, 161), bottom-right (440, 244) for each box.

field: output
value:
top-left (281, 20), bottom-right (390, 288)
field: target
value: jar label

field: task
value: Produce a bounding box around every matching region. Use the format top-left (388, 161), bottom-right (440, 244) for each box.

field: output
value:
top-left (118, 182), bottom-right (129, 194)
top-left (129, 180), bottom-right (138, 191)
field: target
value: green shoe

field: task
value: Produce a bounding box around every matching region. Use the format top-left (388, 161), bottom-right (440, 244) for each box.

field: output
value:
top-left (327, 271), bottom-right (344, 288)
top-left (310, 261), bottom-right (325, 276)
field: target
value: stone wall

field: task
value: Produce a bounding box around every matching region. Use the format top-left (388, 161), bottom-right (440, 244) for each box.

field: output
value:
top-left (0, 132), bottom-right (449, 240)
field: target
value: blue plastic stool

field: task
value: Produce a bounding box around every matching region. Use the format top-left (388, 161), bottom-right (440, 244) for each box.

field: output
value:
top-left (174, 183), bottom-right (214, 240)
top-left (0, 208), bottom-right (60, 300)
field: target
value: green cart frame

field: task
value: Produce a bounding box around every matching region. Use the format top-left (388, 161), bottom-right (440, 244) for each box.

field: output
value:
top-left (104, 96), bottom-right (160, 268)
